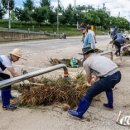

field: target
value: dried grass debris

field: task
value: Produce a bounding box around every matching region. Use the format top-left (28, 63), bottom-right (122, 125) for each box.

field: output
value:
top-left (17, 73), bottom-right (91, 108)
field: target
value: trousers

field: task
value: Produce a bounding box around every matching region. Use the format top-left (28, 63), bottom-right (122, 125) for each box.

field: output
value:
top-left (0, 73), bottom-right (11, 107)
top-left (83, 71), bottom-right (121, 103)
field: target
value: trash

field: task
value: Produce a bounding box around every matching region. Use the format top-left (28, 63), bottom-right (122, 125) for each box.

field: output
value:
top-left (70, 57), bottom-right (79, 68)
top-left (116, 111), bottom-right (130, 126)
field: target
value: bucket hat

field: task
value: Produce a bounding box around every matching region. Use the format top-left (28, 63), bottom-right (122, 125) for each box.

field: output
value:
top-left (9, 48), bottom-right (26, 60)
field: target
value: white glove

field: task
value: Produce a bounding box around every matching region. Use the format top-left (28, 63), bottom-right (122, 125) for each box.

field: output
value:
top-left (19, 80), bottom-right (30, 86)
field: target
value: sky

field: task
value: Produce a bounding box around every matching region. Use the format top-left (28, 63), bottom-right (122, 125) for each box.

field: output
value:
top-left (14, 0), bottom-right (130, 21)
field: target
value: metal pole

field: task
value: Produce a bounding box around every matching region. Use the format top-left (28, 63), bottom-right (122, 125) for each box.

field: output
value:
top-left (77, 20), bottom-right (79, 30)
top-left (74, 0), bottom-right (78, 29)
top-left (57, 0), bottom-right (59, 34)
top-left (100, 50), bottom-right (113, 60)
top-left (0, 64), bottom-right (68, 89)
top-left (7, 0), bottom-right (11, 30)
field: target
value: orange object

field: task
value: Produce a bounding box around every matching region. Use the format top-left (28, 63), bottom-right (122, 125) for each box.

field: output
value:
top-left (91, 25), bottom-right (94, 31)
top-left (64, 72), bottom-right (69, 77)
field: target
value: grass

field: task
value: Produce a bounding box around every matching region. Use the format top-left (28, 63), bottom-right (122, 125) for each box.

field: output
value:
top-left (0, 20), bottom-right (108, 36)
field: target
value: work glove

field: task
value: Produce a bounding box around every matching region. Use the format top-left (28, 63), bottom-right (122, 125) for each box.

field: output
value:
top-left (15, 80), bottom-right (30, 87)
top-left (20, 80), bottom-right (30, 85)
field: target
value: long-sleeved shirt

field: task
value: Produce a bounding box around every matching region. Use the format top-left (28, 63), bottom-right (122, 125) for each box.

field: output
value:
top-left (83, 30), bottom-right (96, 49)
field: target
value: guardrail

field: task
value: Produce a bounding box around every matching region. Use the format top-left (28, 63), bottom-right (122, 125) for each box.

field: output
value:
top-left (0, 64), bottom-right (68, 89)
top-left (0, 27), bottom-right (66, 39)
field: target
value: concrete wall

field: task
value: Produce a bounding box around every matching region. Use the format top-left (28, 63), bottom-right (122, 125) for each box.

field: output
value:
top-left (0, 31), bottom-right (59, 42)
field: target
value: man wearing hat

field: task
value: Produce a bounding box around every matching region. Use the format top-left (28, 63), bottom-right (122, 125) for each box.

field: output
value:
top-left (0, 48), bottom-right (24, 110)
top-left (68, 47), bottom-right (121, 119)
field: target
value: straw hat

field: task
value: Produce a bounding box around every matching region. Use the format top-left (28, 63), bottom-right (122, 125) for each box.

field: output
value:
top-left (10, 48), bottom-right (25, 60)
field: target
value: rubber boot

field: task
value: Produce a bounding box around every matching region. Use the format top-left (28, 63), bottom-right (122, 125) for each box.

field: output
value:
top-left (68, 98), bottom-right (90, 119)
top-left (1, 89), bottom-right (17, 111)
top-left (103, 90), bottom-right (113, 109)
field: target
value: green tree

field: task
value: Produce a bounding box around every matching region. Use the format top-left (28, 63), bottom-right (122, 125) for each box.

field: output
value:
top-left (110, 16), bottom-right (129, 30)
top-left (32, 7), bottom-right (45, 23)
top-left (48, 10), bottom-right (57, 24)
top-left (15, 0), bottom-right (34, 22)
top-left (10, 10), bottom-right (17, 20)
top-left (63, 4), bottom-right (75, 25)
top-left (96, 9), bottom-right (110, 29)
top-left (76, 5), bottom-right (94, 12)
top-left (0, 5), bottom-right (5, 19)
top-left (32, 7), bottom-right (49, 23)
top-left (14, 8), bottom-right (23, 21)
top-left (15, 7), bottom-right (33, 22)
top-left (23, 0), bottom-right (34, 10)
top-left (40, 0), bottom-right (50, 7)
top-left (1, 0), bottom-right (14, 10)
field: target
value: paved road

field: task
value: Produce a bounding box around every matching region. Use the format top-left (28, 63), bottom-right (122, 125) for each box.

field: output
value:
top-left (0, 35), bottom-right (110, 52)
top-left (0, 35), bottom-right (111, 68)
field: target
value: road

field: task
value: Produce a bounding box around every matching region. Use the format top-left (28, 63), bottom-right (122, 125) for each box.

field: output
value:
top-left (0, 35), bottom-right (110, 68)
top-left (1, 35), bottom-right (130, 130)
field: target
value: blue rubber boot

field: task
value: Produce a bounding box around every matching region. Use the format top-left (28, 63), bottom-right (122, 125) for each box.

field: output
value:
top-left (1, 89), bottom-right (17, 111)
top-left (103, 90), bottom-right (113, 109)
top-left (68, 98), bottom-right (90, 119)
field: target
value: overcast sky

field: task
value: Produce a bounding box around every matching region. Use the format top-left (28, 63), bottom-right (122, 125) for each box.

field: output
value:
top-left (15, 0), bottom-right (130, 21)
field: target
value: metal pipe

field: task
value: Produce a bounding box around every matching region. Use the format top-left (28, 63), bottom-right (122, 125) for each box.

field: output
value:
top-left (0, 64), bottom-right (68, 89)
top-left (99, 50), bottom-right (113, 60)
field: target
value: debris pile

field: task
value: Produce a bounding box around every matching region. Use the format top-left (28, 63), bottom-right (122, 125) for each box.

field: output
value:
top-left (49, 48), bottom-right (103, 67)
top-left (49, 58), bottom-right (82, 67)
top-left (123, 46), bottom-right (130, 56)
top-left (17, 73), bottom-right (90, 108)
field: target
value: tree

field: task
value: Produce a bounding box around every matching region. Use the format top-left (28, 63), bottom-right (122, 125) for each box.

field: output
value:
top-left (15, 7), bottom-right (33, 22)
top-left (40, 0), bottom-right (50, 7)
top-left (14, 0), bottom-right (34, 22)
top-left (32, 7), bottom-right (49, 23)
top-left (0, 5), bottom-right (5, 19)
top-left (63, 4), bottom-right (75, 25)
top-left (96, 9), bottom-right (110, 29)
top-left (23, 0), bottom-right (34, 10)
top-left (110, 16), bottom-right (130, 30)
top-left (48, 10), bottom-right (57, 24)
top-left (10, 10), bottom-right (17, 20)
top-left (14, 8), bottom-right (23, 21)
top-left (1, 0), bottom-right (14, 10)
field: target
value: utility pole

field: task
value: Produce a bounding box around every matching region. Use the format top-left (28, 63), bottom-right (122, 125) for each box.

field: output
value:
top-left (7, 0), bottom-right (11, 30)
top-left (74, 0), bottom-right (78, 29)
top-left (57, 0), bottom-right (59, 34)
top-left (74, 0), bottom-right (76, 9)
